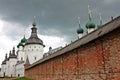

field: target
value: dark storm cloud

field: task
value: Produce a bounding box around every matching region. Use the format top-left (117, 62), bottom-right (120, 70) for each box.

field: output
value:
top-left (0, 0), bottom-right (119, 42)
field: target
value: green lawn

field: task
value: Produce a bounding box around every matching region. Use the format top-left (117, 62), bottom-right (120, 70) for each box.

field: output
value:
top-left (16, 77), bottom-right (32, 80)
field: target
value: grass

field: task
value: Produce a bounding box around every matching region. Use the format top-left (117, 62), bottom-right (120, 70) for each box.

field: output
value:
top-left (16, 77), bottom-right (32, 80)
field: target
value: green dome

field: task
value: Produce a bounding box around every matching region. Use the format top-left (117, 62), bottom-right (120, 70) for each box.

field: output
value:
top-left (77, 27), bottom-right (84, 34)
top-left (17, 42), bottom-right (23, 48)
top-left (86, 21), bottom-right (95, 28)
top-left (21, 36), bottom-right (27, 43)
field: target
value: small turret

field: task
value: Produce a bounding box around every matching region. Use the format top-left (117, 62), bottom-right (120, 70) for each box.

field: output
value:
top-left (9, 47), bottom-right (17, 59)
top-left (77, 17), bottom-right (84, 38)
top-left (49, 46), bottom-right (52, 51)
top-left (9, 51), bottom-right (11, 57)
top-left (86, 5), bottom-right (96, 33)
top-left (21, 36), bottom-right (27, 43)
top-left (24, 56), bottom-right (30, 68)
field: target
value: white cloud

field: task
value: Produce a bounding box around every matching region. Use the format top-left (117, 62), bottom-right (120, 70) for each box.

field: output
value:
top-left (38, 34), bottom-right (67, 53)
top-left (1, 21), bottom-right (26, 39)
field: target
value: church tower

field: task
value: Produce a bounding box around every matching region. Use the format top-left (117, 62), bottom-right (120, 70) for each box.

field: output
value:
top-left (24, 16), bottom-right (45, 64)
top-left (8, 47), bottom-right (17, 77)
top-left (77, 17), bottom-right (84, 39)
top-left (86, 5), bottom-right (96, 33)
top-left (17, 36), bottom-right (27, 61)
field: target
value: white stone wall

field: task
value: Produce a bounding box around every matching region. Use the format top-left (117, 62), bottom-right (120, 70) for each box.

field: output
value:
top-left (7, 58), bottom-right (17, 77)
top-left (78, 33), bottom-right (83, 39)
top-left (17, 46), bottom-right (25, 61)
top-left (87, 28), bottom-right (95, 33)
top-left (1, 64), bottom-right (6, 77)
top-left (24, 44), bottom-right (44, 64)
top-left (5, 60), bottom-right (9, 76)
top-left (0, 70), bottom-right (2, 77)
top-left (15, 63), bottom-right (24, 77)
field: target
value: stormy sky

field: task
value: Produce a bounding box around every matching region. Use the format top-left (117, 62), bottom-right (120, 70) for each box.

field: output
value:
top-left (0, 0), bottom-right (120, 65)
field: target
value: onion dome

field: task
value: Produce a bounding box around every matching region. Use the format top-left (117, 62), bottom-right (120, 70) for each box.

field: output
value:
top-left (17, 36), bottom-right (27, 48)
top-left (77, 17), bottom-right (84, 34)
top-left (25, 17), bottom-right (45, 46)
top-left (21, 36), bottom-right (27, 43)
top-left (86, 21), bottom-right (95, 28)
top-left (86, 5), bottom-right (96, 29)
top-left (77, 27), bottom-right (84, 34)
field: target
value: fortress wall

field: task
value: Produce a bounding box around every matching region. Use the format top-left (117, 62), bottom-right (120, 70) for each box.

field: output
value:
top-left (25, 21), bottom-right (120, 80)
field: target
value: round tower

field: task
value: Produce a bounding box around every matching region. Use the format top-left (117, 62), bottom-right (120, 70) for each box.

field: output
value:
top-left (24, 16), bottom-right (45, 64)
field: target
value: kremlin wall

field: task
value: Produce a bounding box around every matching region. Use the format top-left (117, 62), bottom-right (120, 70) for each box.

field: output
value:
top-left (25, 16), bottom-right (120, 80)
top-left (0, 5), bottom-right (120, 80)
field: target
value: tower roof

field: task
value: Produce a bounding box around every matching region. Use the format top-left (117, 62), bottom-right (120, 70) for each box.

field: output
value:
top-left (77, 17), bottom-right (84, 34)
top-left (21, 36), bottom-right (27, 43)
top-left (86, 21), bottom-right (95, 28)
top-left (86, 5), bottom-right (95, 29)
top-left (9, 47), bottom-right (17, 59)
top-left (25, 56), bottom-right (30, 65)
top-left (1, 53), bottom-right (8, 65)
top-left (17, 36), bottom-right (27, 48)
top-left (25, 17), bottom-right (44, 46)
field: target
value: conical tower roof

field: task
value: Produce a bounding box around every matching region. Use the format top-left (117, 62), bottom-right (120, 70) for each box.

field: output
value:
top-left (25, 16), bottom-right (44, 46)
top-left (25, 56), bottom-right (30, 65)
top-left (77, 17), bottom-right (84, 34)
top-left (86, 5), bottom-right (95, 29)
top-left (1, 53), bottom-right (8, 65)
